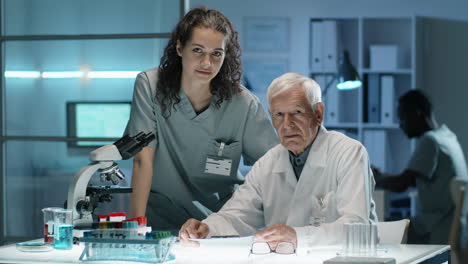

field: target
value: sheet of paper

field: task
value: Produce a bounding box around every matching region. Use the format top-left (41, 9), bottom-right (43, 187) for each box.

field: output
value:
top-left (174, 236), bottom-right (253, 263)
top-left (190, 236), bottom-right (253, 249)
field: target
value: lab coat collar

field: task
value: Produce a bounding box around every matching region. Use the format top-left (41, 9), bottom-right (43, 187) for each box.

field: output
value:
top-left (304, 126), bottom-right (328, 169)
top-left (272, 125), bottom-right (328, 174)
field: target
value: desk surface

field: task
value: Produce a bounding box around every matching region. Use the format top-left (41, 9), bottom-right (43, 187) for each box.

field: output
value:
top-left (0, 239), bottom-right (450, 264)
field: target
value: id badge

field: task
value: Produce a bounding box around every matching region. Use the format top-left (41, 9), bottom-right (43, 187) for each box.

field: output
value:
top-left (204, 156), bottom-right (232, 176)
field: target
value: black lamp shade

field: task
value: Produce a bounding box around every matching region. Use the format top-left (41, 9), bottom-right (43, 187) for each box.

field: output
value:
top-left (337, 50), bottom-right (361, 90)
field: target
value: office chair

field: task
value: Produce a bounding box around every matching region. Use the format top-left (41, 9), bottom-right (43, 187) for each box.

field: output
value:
top-left (377, 219), bottom-right (410, 244)
top-left (449, 179), bottom-right (467, 264)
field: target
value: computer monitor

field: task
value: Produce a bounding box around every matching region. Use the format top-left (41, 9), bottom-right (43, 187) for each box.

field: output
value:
top-left (66, 101), bottom-right (131, 147)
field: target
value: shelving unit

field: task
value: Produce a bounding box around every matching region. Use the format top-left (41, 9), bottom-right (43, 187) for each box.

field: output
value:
top-left (310, 17), bottom-right (419, 220)
top-left (310, 16), bottom-right (468, 220)
top-left (310, 17), bottom-right (415, 175)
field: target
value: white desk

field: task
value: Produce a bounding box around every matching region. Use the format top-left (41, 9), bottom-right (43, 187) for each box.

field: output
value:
top-left (0, 239), bottom-right (450, 264)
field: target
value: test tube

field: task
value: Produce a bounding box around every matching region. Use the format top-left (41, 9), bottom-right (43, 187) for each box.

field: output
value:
top-left (122, 221), bottom-right (138, 239)
top-left (369, 223), bottom-right (378, 255)
top-left (360, 223), bottom-right (368, 255)
top-left (127, 216), bottom-right (150, 235)
top-left (353, 223), bottom-right (360, 255)
top-left (98, 215), bottom-right (108, 222)
top-left (109, 212), bottom-right (126, 222)
top-left (343, 222), bottom-right (354, 255)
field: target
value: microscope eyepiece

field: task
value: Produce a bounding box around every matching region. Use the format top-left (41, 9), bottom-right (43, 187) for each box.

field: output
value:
top-left (114, 132), bottom-right (155, 160)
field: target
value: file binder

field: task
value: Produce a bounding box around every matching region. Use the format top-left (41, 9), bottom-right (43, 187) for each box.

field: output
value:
top-left (367, 74), bottom-right (381, 123)
top-left (310, 20), bottom-right (338, 72)
top-left (322, 20), bottom-right (338, 72)
top-left (380, 75), bottom-right (395, 125)
top-left (310, 21), bottom-right (323, 71)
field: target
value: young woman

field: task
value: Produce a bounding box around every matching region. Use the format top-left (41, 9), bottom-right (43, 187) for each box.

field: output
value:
top-left (124, 7), bottom-right (278, 230)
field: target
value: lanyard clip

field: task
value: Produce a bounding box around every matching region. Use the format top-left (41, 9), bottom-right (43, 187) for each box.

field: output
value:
top-left (218, 142), bottom-right (225, 157)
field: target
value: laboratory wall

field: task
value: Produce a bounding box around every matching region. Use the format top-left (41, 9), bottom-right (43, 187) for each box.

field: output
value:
top-left (191, 0), bottom-right (468, 160)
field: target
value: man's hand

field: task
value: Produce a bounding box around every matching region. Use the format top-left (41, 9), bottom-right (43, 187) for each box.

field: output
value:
top-left (178, 218), bottom-right (209, 247)
top-left (254, 224), bottom-right (297, 250)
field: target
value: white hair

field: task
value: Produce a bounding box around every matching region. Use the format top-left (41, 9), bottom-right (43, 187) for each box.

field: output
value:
top-left (267, 72), bottom-right (322, 111)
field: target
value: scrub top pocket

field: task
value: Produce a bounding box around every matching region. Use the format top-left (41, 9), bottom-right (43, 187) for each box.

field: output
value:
top-left (191, 139), bottom-right (243, 195)
top-left (205, 139), bottom-right (242, 178)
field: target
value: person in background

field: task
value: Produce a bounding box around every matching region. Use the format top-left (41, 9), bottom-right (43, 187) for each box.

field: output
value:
top-left (374, 90), bottom-right (468, 244)
top-left (124, 7), bottom-right (278, 231)
top-left (178, 72), bottom-right (377, 250)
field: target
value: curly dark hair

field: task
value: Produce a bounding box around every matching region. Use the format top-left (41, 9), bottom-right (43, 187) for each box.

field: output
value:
top-left (156, 7), bottom-right (242, 118)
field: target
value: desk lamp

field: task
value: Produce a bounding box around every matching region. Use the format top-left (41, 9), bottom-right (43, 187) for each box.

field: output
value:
top-left (320, 49), bottom-right (362, 97)
top-left (336, 50), bottom-right (362, 90)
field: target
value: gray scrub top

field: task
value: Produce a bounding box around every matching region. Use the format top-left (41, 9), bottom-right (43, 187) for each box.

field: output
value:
top-left (124, 68), bottom-right (278, 224)
top-left (407, 124), bottom-right (468, 244)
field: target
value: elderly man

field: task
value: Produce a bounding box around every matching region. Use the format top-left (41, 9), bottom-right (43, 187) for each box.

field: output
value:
top-left (179, 72), bottom-right (377, 250)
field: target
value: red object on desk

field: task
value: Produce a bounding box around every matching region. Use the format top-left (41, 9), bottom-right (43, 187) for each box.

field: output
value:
top-left (43, 224), bottom-right (53, 244)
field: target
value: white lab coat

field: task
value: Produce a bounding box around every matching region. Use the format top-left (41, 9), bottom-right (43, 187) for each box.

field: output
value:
top-left (203, 127), bottom-right (377, 249)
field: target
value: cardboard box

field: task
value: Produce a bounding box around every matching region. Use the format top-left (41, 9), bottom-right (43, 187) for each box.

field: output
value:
top-left (370, 45), bottom-right (398, 70)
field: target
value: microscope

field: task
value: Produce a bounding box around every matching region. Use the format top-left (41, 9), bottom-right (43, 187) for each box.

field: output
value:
top-left (67, 132), bottom-right (155, 228)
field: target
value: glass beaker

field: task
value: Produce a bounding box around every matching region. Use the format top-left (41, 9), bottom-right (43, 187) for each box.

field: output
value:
top-left (53, 209), bottom-right (74, 250)
top-left (41, 207), bottom-right (61, 244)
